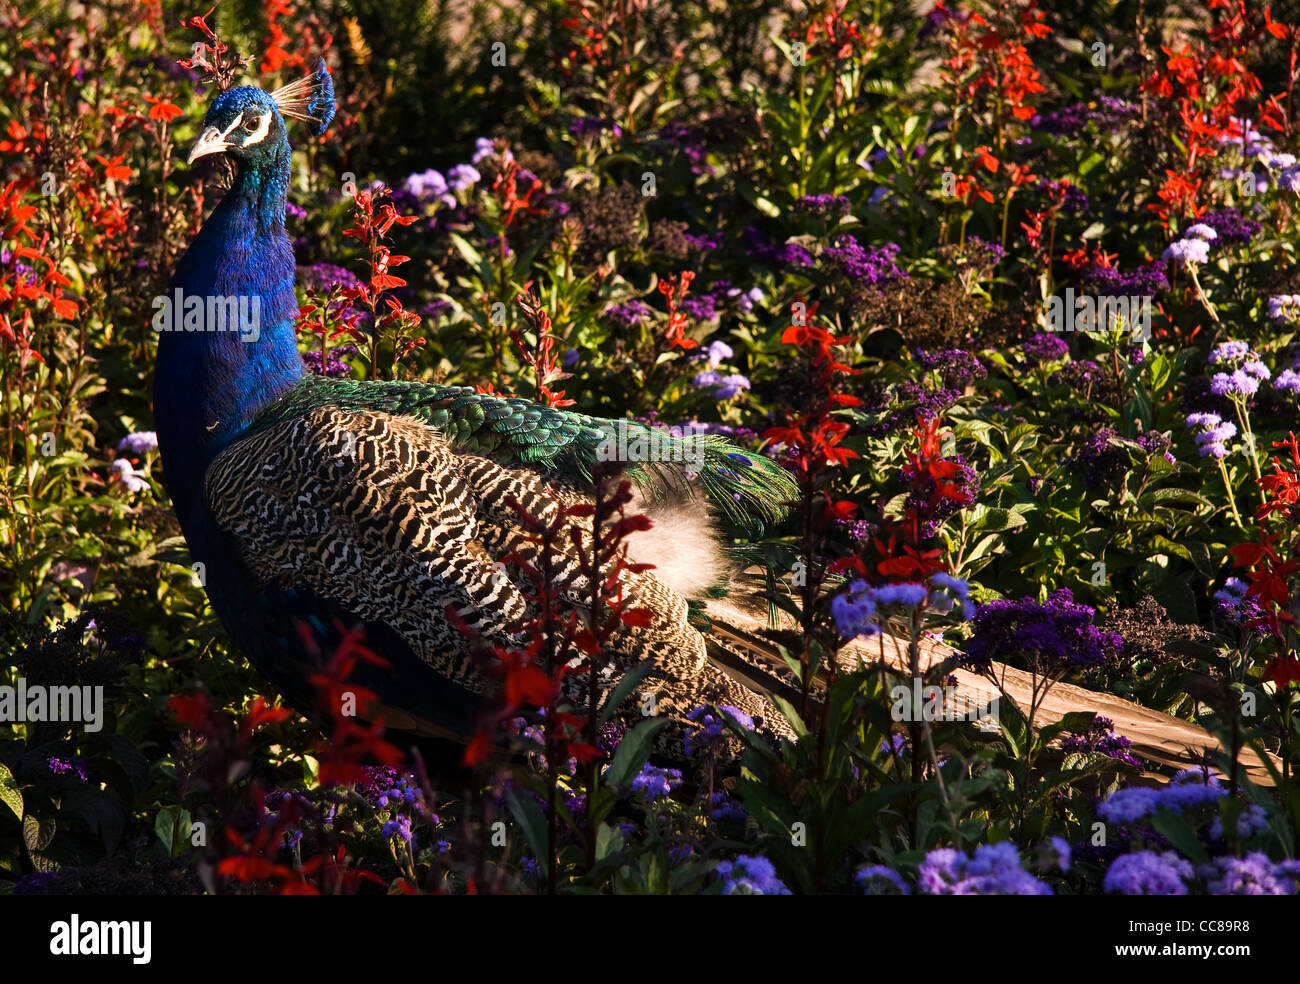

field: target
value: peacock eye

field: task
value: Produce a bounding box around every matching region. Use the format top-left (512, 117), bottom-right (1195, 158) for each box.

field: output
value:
top-left (243, 116), bottom-right (260, 132)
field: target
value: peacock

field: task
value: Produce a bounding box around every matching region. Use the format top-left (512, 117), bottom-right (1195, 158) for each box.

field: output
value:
top-left (155, 62), bottom-right (803, 760)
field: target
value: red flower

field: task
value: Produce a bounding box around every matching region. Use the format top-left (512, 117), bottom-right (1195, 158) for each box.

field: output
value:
top-left (95, 154), bottom-right (132, 182)
top-left (1263, 657), bottom-right (1300, 688)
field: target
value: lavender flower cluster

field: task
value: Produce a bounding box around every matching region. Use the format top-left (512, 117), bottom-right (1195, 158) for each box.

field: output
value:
top-left (962, 588), bottom-right (1120, 672)
top-left (1185, 412), bottom-right (1236, 459)
top-left (1207, 340), bottom-right (1270, 397)
top-left (1058, 715), bottom-right (1142, 771)
top-left (1212, 576), bottom-right (1263, 630)
top-left (831, 574), bottom-right (972, 641)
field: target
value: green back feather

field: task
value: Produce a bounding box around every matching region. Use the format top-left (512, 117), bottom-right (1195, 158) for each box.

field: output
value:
top-left (238, 374), bottom-right (796, 523)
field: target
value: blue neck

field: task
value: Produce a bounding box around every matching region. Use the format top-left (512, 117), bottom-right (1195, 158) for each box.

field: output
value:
top-left (155, 143), bottom-right (304, 529)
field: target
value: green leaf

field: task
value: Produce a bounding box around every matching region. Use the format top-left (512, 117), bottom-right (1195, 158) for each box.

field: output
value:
top-left (605, 718), bottom-right (667, 789)
top-left (595, 822), bottom-right (622, 863)
top-left (0, 764), bottom-right (22, 822)
top-left (768, 696), bottom-right (810, 740)
top-left (1151, 807), bottom-right (1209, 865)
top-left (504, 787), bottom-right (549, 875)
top-left (596, 659), bottom-right (653, 726)
top-left (1078, 152), bottom-right (1106, 177)
top-left (23, 814), bottom-right (55, 853)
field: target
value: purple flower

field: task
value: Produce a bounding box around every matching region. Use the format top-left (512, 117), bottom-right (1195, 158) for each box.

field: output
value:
top-left (685, 703), bottom-right (754, 756)
top-left (820, 235), bottom-right (907, 286)
top-left (1274, 368), bottom-right (1300, 393)
top-left (832, 579), bottom-right (880, 640)
top-left (569, 117), bottom-right (622, 141)
top-left (607, 299), bottom-right (652, 329)
top-left (1059, 715), bottom-right (1143, 771)
top-left (1042, 836), bottom-right (1071, 873)
top-left (704, 340), bottom-right (733, 367)
top-left (1210, 370), bottom-right (1259, 396)
top-left (792, 194), bottom-right (851, 218)
top-left (928, 572), bottom-right (973, 619)
top-left (1183, 223), bottom-right (1217, 240)
top-left (1098, 769), bottom-right (1225, 824)
top-left (1201, 853), bottom-right (1296, 894)
top-left (855, 865), bottom-right (911, 895)
top-left (1020, 333), bottom-right (1069, 365)
top-left (110, 458), bottom-right (148, 493)
top-left (117, 431), bottom-right (158, 455)
top-left (1031, 97), bottom-right (1137, 135)
top-left (1267, 295), bottom-right (1300, 323)
top-left (1104, 851), bottom-right (1194, 895)
top-left (299, 263), bottom-right (362, 294)
top-left (47, 757), bottom-right (89, 781)
top-left (745, 226), bottom-right (815, 268)
top-left (1083, 262), bottom-right (1169, 297)
top-left (471, 137), bottom-right (497, 163)
top-left (1162, 238), bottom-right (1210, 265)
top-left (714, 855), bottom-right (791, 895)
top-left (916, 348), bottom-right (988, 386)
top-left (962, 588), bottom-right (1120, 672)
top-left (709, 791), bottom-right (746, 822)
top-left (1209, 340), bottom-right (1250, 364)
top-left (873, 582), bottom-right (930, 608)
top-left (1068, 427), bottom-right (1160, 488)
top-left (1097, 787), bottom-right (1162, 824)
top-left (446, 164), bottom-right (481, 192)
top-left (630, 763), bottom-right (682, 802)
top-left (404, 168), bottom-right (449, 200)
top-left (302, 344), bottom-right (359, 379)
top-left (1198, 207), bottom-right (1261, 244)
top-left (1208, 805), bottom-right (1270, 841)
top-left (918, 843), bottom-right (1052, 895)
top-left (713, 374), bottom-right (751, 400)
top-left (381, 816), bottom-right (414, 843)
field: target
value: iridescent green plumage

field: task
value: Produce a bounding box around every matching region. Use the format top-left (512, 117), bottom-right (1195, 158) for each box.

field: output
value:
top-left (242, 373), bottom-right (797, 525)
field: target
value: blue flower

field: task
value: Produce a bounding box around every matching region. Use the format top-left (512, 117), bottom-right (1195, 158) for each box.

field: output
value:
top-left (704, 339), bottom-right (733, 368)
top-left (117, 431), bottom-right (158, 455)
top-left (854, 864), bottom-right (911, 895)
top-left (404, 168), bottom-right (448, 199)
top-left (630, 763), bottom-right (682, 802)
top-left (831, 579), bottom-right (880, 640)
top-left (446, 164), bottom-right (481, 192)
top-left (1162, 238), bottom-right (1210, 265)
top-left (110, 458), bottom-right (149, 494)
top-left (1103, 851), bottom-right (1193, 895)
top-left (917, 843), bottom-right (1052, 895)
top-left (873, 582), bottom-right (929, 607)
top-left (714, 855), bottom-right (791, 895)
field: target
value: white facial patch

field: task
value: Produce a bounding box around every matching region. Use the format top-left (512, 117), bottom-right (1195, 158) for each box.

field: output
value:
top-left (239, 110), bottom-right (273, 147)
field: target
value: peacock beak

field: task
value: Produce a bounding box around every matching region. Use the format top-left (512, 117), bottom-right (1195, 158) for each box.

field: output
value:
top-left (187, 126), bottom-right (232, 164)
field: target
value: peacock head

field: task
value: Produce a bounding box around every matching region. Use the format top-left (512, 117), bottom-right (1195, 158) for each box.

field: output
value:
top-left (187, 60), bottom-right (335, 168)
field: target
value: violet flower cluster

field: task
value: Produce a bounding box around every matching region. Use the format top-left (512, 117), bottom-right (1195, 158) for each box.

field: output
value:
top-left (961, 588), bottom-right (1120, 672)
top-left (1207, 340), bottom-right (1270, 397)
top-left (831, 574), bottom-right (973, 641)
top-left (1058, 715), bottom-right (1142, 771)
top-left (1185, 412), bottom-right (1236, 459)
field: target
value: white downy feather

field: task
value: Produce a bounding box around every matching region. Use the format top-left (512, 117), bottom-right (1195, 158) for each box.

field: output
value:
top-left (623, 492), bottom-right (729, 599)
